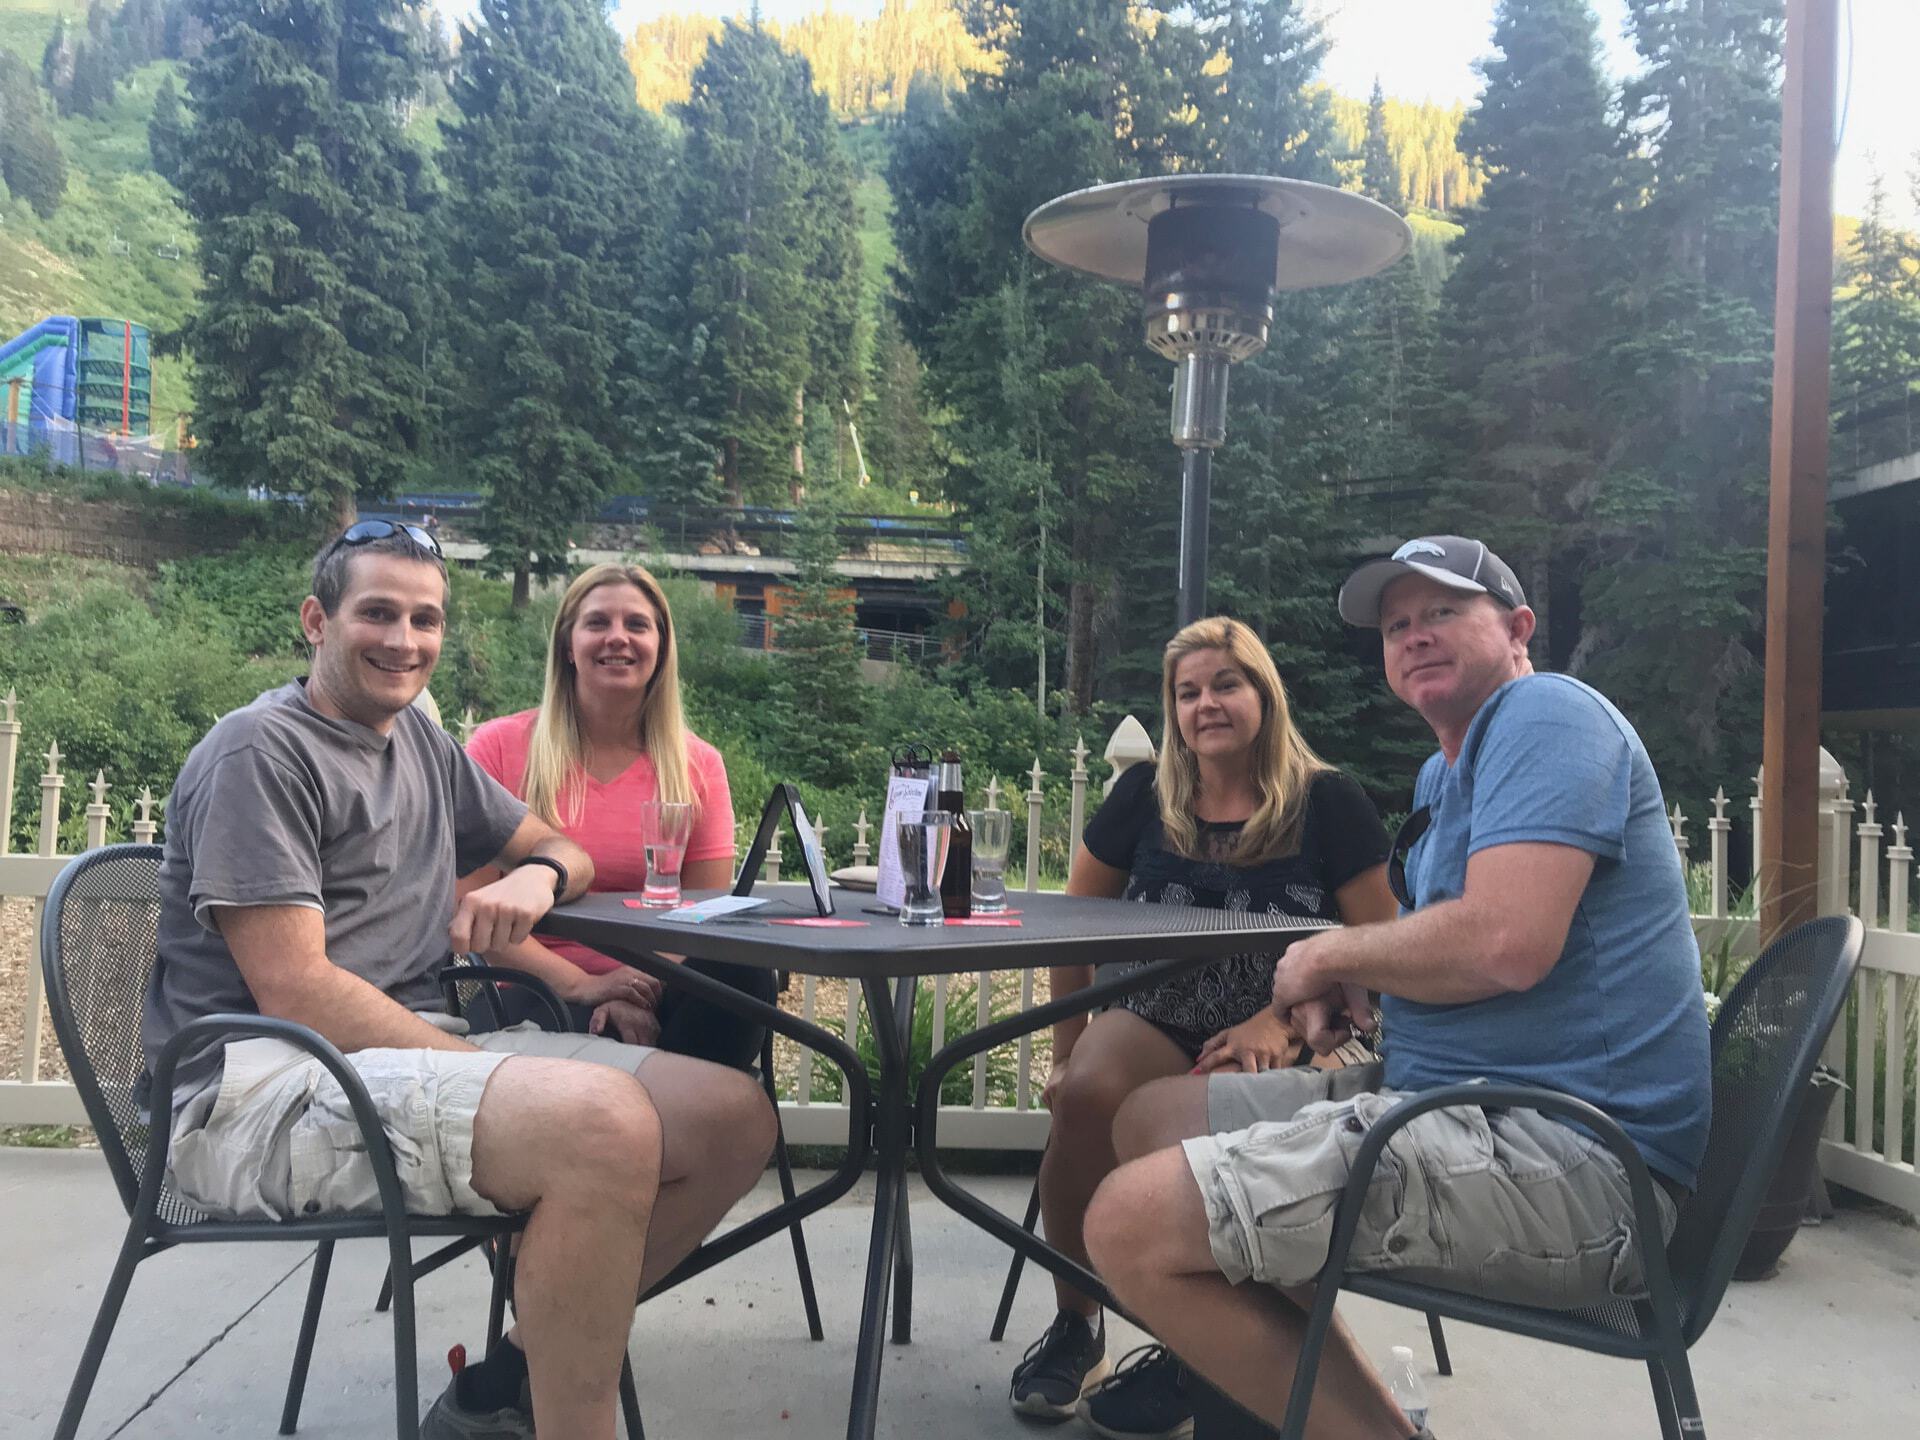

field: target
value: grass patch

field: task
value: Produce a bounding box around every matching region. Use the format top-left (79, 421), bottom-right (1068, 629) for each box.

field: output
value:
top-left (0, 549), bottom-right (150, 612)
top-left (0, 1123), bottom-right (94, 1148)
top-left (0, 456), bottom-right (318, 536)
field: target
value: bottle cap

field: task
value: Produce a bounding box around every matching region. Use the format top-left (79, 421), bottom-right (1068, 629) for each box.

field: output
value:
top-left (1391, 1346), bottom-right (1413, 1363)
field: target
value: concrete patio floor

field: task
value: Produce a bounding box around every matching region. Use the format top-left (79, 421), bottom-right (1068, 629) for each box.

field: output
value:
top-left (3, 1146), bottom-right (1916, 1440)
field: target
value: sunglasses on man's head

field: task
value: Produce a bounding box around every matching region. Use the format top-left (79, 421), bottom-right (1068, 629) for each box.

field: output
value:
top-left (1388, 805), bottom-right (1432, 910)
top-left (336, 518), bottom-right (443, 559)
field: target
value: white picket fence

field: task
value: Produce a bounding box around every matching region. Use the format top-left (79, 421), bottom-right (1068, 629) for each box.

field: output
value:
top-left (1, 692), bottom-right (1914, 1215)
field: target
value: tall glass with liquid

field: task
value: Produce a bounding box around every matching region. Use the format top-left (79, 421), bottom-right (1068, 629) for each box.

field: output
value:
top-left (639, 800), bottom-right (695, 908)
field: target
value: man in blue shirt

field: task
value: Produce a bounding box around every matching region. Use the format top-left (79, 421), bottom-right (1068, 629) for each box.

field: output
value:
top-left (1081, 536), bottom-right (1710, 1440)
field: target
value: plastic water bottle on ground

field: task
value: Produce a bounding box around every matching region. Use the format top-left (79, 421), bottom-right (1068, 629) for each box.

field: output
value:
top-left (1386, 1345), bottom-right (1429, 1433)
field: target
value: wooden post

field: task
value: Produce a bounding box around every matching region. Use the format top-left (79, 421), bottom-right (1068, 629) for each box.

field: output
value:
top-left (1858, 792), bottom-right (1882, 930)
top-left (1759, 0), bottom-right (1840, 943)
top-left (85, 771), bottom-right (110, 851)
top-left (1068, 734), bottom-right (1089, 849)
top-left (132, 787), bottom-right (159, 845)
top-left (0, 690), bottom-right (19, 856)
top-left (38, 740), bottom-right (64, 858)
top-left (1025, 759), bottom-right (1045, 894)
top-left (853, 807), bottom-right (871, 867)
top-left (985, 776), bottom-right (1002, 813)
top-left (1709, 788), bottom-right (1731, 918)
top-left (1889, 815), bottom-right (1911, 934)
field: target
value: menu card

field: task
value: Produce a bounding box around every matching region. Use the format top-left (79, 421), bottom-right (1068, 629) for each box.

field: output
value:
top-left (875, 771), bottom-right (937, 911)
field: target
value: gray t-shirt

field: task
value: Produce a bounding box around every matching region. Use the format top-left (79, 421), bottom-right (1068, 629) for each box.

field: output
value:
top-left (142, 681), bottom-right (528, 1093)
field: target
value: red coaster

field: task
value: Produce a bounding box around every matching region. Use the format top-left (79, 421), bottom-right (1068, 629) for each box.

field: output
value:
top-left (771, 917), bottom-right (870, 928)
top-left (945, 916), bottom-right (1023, 927)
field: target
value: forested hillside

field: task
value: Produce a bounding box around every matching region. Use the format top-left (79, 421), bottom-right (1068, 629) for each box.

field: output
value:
top-left (3, 0), bottom-right (1919, 829)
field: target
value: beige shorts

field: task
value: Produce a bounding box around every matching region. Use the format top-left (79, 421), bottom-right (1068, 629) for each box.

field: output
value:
top-left (1190, 1063), bottom-right (1679, 1311)
top-left (167, 1016), bottom-right (655, 1222)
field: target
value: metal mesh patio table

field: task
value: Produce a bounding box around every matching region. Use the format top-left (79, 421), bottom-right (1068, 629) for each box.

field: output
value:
top-left (542, 885), bottom-right (1334, 1439)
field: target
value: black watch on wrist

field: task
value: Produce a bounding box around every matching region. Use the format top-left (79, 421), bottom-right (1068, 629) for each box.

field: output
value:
top-left (517, 854), bottom-right (569, 901)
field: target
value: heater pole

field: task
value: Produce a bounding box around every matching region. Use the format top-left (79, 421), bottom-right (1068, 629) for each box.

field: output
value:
top-left (1177, 447), bottom-right (1212, 629)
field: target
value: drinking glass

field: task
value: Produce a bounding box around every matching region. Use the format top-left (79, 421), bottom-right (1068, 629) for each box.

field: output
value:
top-left (968, 809), bottom-right (1011, 914)
top-left (896, 810), bottom-right (953, 927)
top-left (639, 800), bottom-right (696, 908)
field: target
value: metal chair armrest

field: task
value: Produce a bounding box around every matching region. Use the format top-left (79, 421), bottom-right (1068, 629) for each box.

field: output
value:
top-left (144, 1015), bottom-right (417, 1235)
top-left (1274, 1082), bottom-right (1684, 1440)
top-left (1323, 1082), bottom-right (1678, 1297)
top-left (441, 961), bottom-right (575, 1033)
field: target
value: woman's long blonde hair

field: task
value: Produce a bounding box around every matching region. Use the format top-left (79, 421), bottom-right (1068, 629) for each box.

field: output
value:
top-left (521, 564), bottom-right (693, 827)
top-left (1155, 617), bottom-right (1329, 865)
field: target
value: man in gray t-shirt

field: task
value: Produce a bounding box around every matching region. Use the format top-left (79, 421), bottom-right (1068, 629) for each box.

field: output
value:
top-left (144, 679), bottom-right (529, 1095)
top-left (144, 525), bottom-right (776, 1440)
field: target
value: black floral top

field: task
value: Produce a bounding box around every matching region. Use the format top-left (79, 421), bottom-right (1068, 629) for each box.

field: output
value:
top-left (1083, 762), bottom-right (1389, 1057)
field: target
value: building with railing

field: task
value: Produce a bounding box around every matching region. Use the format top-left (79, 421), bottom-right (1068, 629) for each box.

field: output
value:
top-left (2, 696), bottom-right (1913, 1216)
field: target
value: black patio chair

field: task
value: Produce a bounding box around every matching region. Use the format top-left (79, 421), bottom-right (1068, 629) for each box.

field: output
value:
top-left (1231, 913), bottom-right (1863, 1440)
top-left (40, 844), bottom-right (641, 1440)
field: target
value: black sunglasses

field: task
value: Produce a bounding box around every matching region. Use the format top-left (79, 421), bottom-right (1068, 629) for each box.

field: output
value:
top-left (335, 518), bottom-right (443, 559)
top-left (1387, 805), bottom-right (1432, 910)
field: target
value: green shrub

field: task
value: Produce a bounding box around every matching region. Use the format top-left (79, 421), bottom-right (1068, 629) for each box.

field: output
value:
top-left (798, 976), bottom-right (1024, 1107)
top-left (0, 586), bottom-right (297, 850)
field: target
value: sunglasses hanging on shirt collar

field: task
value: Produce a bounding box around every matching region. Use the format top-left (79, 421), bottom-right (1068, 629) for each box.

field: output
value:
top-left (1387, 805), bottom-right (1433, 910)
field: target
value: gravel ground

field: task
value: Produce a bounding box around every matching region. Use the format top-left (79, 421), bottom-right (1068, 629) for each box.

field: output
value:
top-left (0, 897), bottom-right (66, 1084)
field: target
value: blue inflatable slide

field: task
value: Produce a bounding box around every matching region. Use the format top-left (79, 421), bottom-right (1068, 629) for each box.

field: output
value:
top-left (0, 316), bottom-right (153, 462)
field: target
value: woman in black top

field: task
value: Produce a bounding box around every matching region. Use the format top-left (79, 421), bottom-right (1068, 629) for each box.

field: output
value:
top-left (1009, 617), bottom-right (1396, 1428)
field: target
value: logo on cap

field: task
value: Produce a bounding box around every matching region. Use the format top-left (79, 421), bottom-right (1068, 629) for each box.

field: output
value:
top-left (1392, 539), bottom-right (1448, 562)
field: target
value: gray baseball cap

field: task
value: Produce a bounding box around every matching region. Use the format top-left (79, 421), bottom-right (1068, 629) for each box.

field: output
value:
top-left (1338, 535), bottom-right (1527, 627)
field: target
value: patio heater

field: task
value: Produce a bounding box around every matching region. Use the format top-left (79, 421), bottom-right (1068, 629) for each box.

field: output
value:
top-left (1023, 176), bottom-right (1412, 627)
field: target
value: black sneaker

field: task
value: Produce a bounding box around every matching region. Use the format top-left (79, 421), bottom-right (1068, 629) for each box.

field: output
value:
top-left (1078, 1344), bottom-right (1194, 1439)
top-left (1009, 1309), bottom-right (1110, 1421)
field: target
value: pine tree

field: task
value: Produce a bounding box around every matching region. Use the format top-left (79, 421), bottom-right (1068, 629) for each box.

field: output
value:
top-left (1576, 0), bottom-right (1784, 804)
top-left (40, 18), bottom-right (74, 111)
top-left (1361, 78), bottom-right (1400, 201)
top-left (0, 54), bottom-right (68, 218)
top-left (439, 0), bottom-right (676, 605)
top-left (672, 20), bottom-right (849, 514)
top-left (173, 0), bottom-right (435, 522)
top-left (861, 308), bottom-right (939, 494)
top-left (889, 0), bottom-right (1176, 713)
top-left (769, 501), bottom-right (866, 786)
top-left (1833, 168), bottom-right (1920, 405)
top-left (794, 73), bottom-right (864, 481)
top-left (1352, 75), bottom-right (1439, 487)
top-left (1425, 0), bottom-right (1624, 667)
top-left (68, 40), bottom-right (113, 118)
top-left (147, 75), bottom-right (185, 185)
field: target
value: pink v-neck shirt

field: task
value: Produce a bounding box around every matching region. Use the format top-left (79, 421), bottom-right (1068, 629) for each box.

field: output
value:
top-left (468, 709), bottom-right (736, 974)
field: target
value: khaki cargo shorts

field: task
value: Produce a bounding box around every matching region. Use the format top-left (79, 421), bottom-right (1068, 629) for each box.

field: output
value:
top-left (167, 1015), bottom-right (655, 1222)
top-left (1189, 1062), bottom-right (1680, 1311)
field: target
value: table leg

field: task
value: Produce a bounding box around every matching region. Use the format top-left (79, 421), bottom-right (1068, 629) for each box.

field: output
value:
top-left (846, 974), bottom-right (917, 1439)
top-left (890, 1158), bottom-right (915, 1347)
top-left (914, 955), bottom-right (1214, 1316)
top-left (889, 974), bottom-right (918, 1347)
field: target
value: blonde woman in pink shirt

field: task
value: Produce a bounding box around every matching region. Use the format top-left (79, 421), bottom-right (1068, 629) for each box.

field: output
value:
top-left (462, 562), bottom-right (772, 1067)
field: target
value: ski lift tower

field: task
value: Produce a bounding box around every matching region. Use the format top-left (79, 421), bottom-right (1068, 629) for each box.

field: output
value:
top-left (1023, 176), bottom-right (1411, 627)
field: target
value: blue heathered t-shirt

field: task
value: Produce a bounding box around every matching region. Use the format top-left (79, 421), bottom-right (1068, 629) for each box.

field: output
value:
top-left (1381, 674), bottom-right (1711, 1188)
